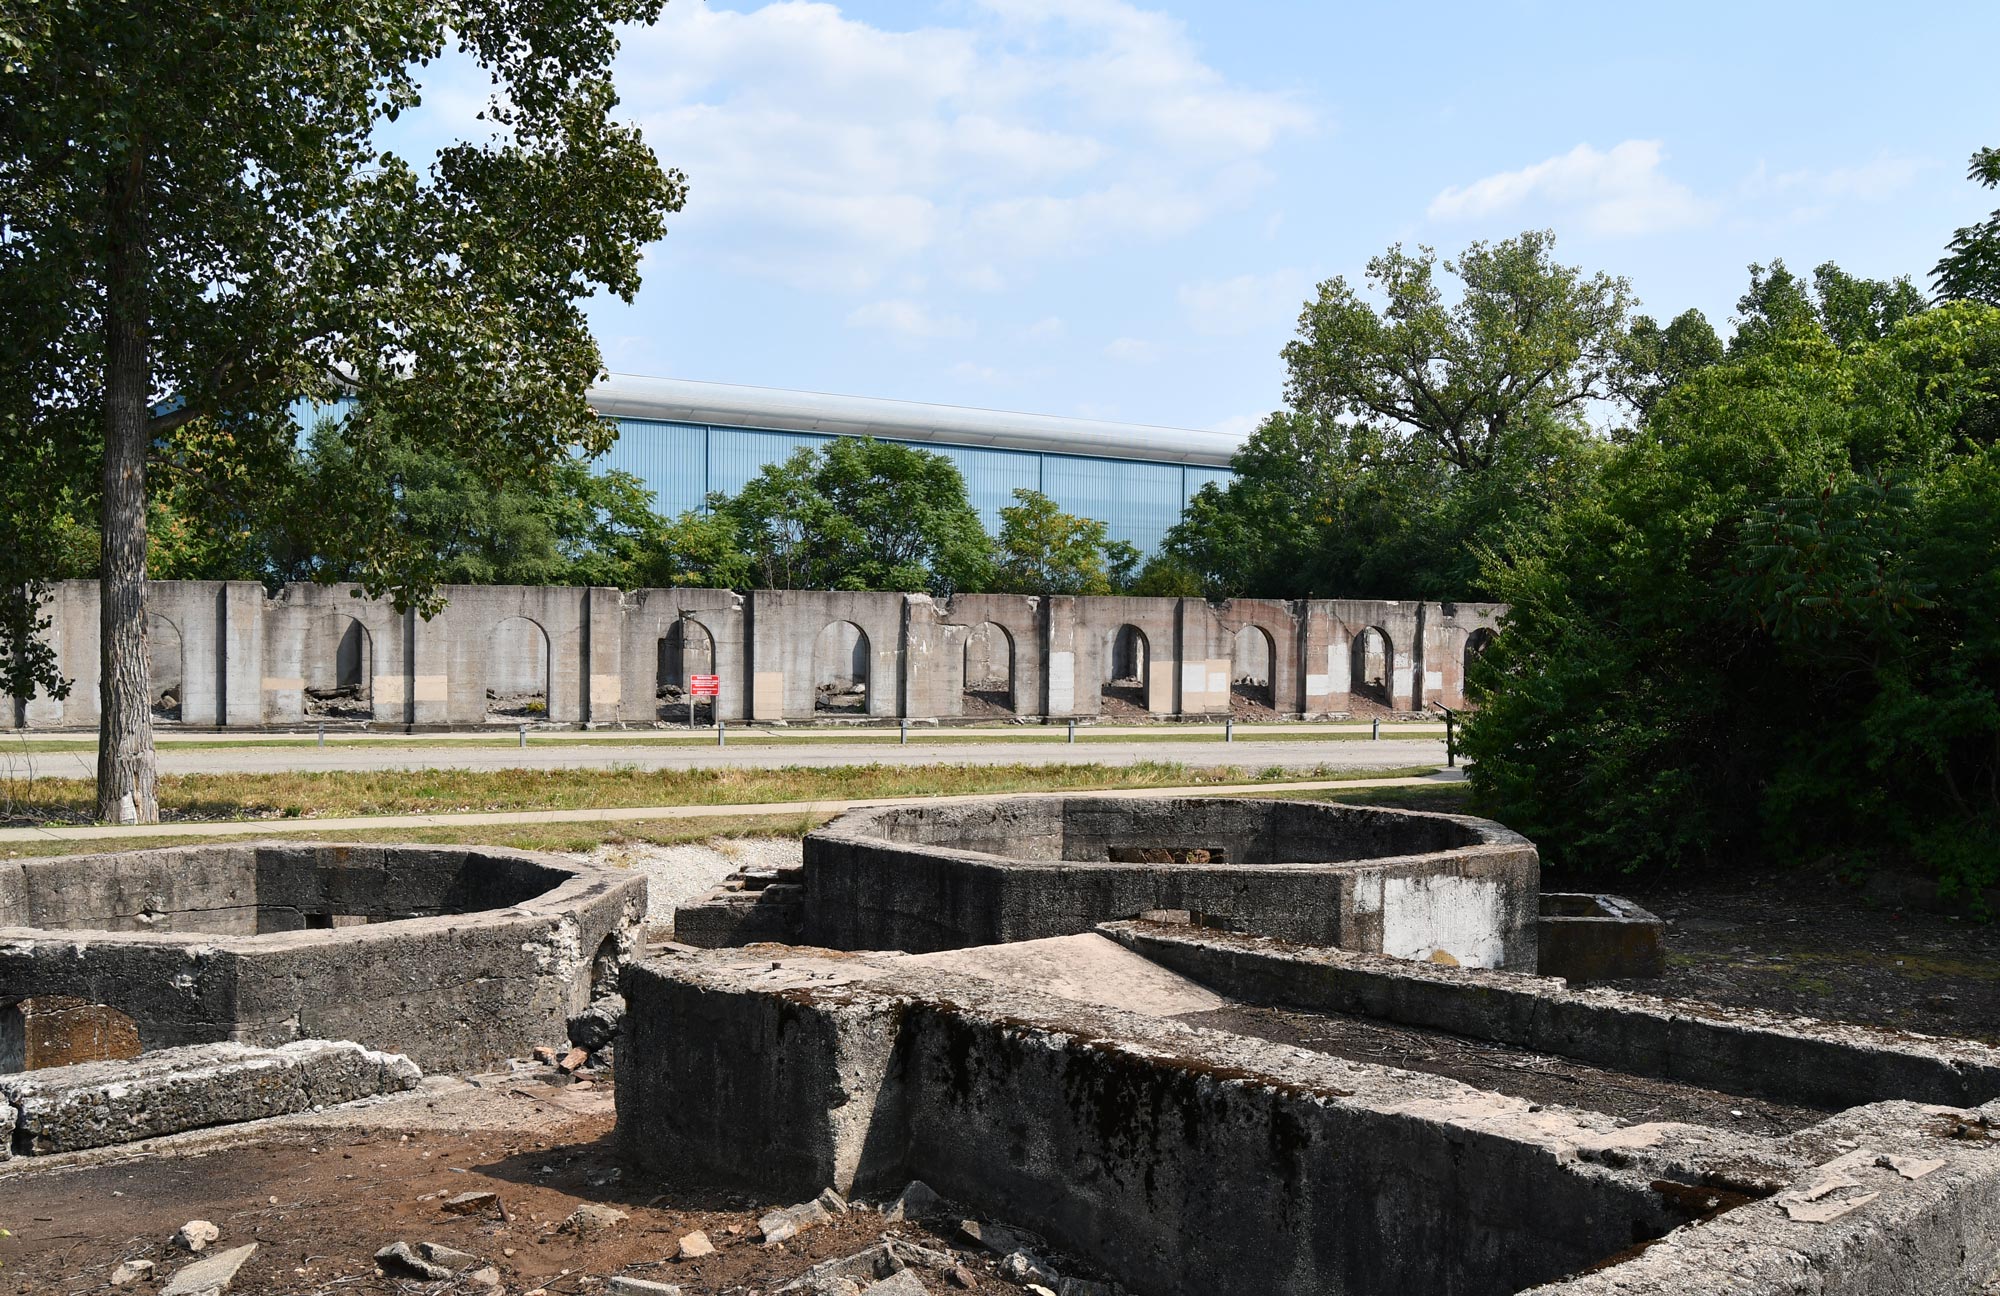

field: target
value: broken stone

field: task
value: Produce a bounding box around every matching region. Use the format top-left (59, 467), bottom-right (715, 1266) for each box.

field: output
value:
top-left (557, 1046), bottom-right (591, 1074)
top-left (946, 1267), bottom-right (976, 1290)
top-left (607, 1279), bottom-right (685, 1296)
top-left (675, 1230), bottom-right (715, 1259)
top-left (861, 1272), bottom-right (931, 1295)
top-left (441, 1190), bottom-right (501, 1216)
top-left (882, 1179), bottom-right (944, 1222)
top-left (959, 1219), bottom-right (1043, 1257)
top-left (175, 1220), bottom-right (220, 1253)
top-left (376, 1241), bottom-right (452, 1281)
top-left (161, 1243), bottom-right (257, 1296)
top-left (111, 1259), bottom-right (155, 1286)
top-left (1025, 1287), bottom-right (1057, 1296)
top-left (469, 1268), bottom-right (502, 1289)
top-left (532, 1045), bottom-right (559, 1064)
top-left (1056, 1278), bottom-right (1122, 1296)
top-left (999, 1251), bottom-right (1061, 1288)
top-left (562, 1203), bottom-right (629, 1236)
top-left (775, 1243), bottom-right (902, 1293)
top-left (419, 1241), bottom-right (481, 1270)
top-left (817, 1185), bottom-right (850, 1214)
top-left (759, 1198), bottom-right (830, 1244)
top-left (568, 994), bottom-right (625, 1052)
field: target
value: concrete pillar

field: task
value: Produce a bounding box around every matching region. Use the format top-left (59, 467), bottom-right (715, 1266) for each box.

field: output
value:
top-left (749, 590), bottom-right (785, 722)
top-left (1042, 596), bottom-right (1080, 717)
top-left (900, 596), bottom-right (943, 721)
top-left (585, 587), bottom-right (624, 726)
top-left (408, 607), bottom-right (451, 726)
top-left (220, 582), bottom-right (265, 727)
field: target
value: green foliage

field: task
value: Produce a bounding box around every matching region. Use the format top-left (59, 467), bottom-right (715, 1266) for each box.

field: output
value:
top-left (1167, 232), bottom-right (1624, 602)
top-left (1462, 304), bottom-right (2000, 900)
top-left (1611, 309), bottom-right (1724, 421)
top-left (0, 0), bottom-right (684, 685)
top-left (990, 489), bottom-right (1126, 595)
top-left (1729, 260), bottom-right (1927, 357)
top-left (1935, 147), bottom-right (2000, 306)
top-left (654, 505), bottom-right (756, 590)
top-left (719, 439), bottom-right (991, 594)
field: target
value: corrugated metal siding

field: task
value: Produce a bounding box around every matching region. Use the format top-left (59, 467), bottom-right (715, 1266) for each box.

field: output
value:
top-left (1184, 465), bottom-right (1234, 504)
top-left (601, 419), bottom-right (709, 516)
top-left (917, 443), bottom-right (1042, 532)
top-left (1042, 453), bottom-right (1186, 555)
top-left (709, 426), bottom-right (829, 498)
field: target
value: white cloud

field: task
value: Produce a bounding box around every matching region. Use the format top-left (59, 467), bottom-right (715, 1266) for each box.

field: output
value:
top-left (1025, 316), bottom-right (1066, 340)
top-left (617, 1), bottom-right (1312, 294)
top-left (845, 299), bottom-right (974, 340)
top-left (1103, 337), bottom-right (1159, 364)
top-left (1428, 140), bottom-right (1714, 236)
top-left (1178, 269), bottom-right (1308, 337)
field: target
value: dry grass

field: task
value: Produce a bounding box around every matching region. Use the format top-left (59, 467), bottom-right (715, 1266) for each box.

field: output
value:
top-left (0, 759), bottom-right (1437, 828)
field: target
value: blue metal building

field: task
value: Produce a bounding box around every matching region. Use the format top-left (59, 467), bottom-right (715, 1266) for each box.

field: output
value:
top-left (589, 375), bottom-right (1241, 557)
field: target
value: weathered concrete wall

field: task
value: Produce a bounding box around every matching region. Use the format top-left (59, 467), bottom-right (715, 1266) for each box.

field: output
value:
top-left (799, 797), bottom-right (1541, 971)
top-left (6, 581), bottom-right (1503, 727)
top-left (0, 842), bottom-right (646, 1072)
top-left (619, 948), bottom-right (1780, 1296)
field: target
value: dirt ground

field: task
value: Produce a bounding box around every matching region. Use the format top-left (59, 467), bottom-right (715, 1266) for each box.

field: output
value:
top-left (0, 1076), bottom-right (1089, 1296)
top-left (1599, 868), bottom-right (2000, 1045)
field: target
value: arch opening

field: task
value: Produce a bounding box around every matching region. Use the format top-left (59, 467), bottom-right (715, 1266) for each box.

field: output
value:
top-left (485, 617), bottom-right (551, 722)
top-left (146, 614), bottom-right (183, 722)
top-left (1462, 629), bottom-right (1497, 700)
top-left (814, 621), bottom-right (870, 715)
top-left (1101, 624), bottom-right (1150, 714)
top-left (307, 618), bottom-right (373, 720)
top-left (658, 617), bottom-right (717, 724)
top-left (1231, 625), bottom-right (1276, 713)
top-left (1351, 626), bottom-right (1393, 710)
top-left (961, 622), bottom-right (1015, 717)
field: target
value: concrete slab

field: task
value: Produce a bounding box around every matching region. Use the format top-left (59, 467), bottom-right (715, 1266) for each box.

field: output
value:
top-left (901, 934), bottom-right (1228, 1017)
top-left (0, 1040), bottom-right (421, 1155)
top-left (160, 1242), bottom-right (257, 1295)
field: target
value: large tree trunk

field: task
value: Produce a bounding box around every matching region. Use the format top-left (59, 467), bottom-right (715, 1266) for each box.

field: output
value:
top-left (96, 151), bottom-right (158, 825)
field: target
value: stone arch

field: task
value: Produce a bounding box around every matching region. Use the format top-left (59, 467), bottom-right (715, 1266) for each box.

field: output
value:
top-left (485, 616), bottom-right (551, 721)
top-left (1462, 628), bottom-right (1497, 696)
top-left (146, 613), bottom-right (183, 722)
top-left (1351, 626), bottom-right (1393, 708)
top-left (658, 616), bottom-right (717, 723)
top-left (961, 622), bottom-right (1015, 716)
top-left (1102, 624), bottom-right (1149, 713)
top-left (1231, 625), bottom-right (1276, 712)
top-left (308, 617), bottom-right (373, 720)
top-left (814, 621), bottom-right (870, 714)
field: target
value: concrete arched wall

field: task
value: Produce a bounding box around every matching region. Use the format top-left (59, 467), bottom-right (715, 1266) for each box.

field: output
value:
top-left (5, 582), bottom-right (1505, 729)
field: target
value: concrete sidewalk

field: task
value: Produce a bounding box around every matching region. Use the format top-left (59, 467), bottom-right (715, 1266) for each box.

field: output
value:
top-left (0, 770), bottom-right (1465, 846)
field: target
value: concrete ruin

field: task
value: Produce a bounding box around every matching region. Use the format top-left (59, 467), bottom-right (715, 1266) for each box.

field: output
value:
top-left (620, 798), bottom-right (2000, 1296)
top-left (682, 797), bottom-right (1540, 970)
top-left (0, 842), bottom-right (645, 1072)
top-left (5, 580), bottom-right (1502, 728)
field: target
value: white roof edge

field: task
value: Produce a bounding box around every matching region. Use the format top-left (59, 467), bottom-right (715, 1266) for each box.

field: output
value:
top-left (588, 374), bottom-right (1245, 468)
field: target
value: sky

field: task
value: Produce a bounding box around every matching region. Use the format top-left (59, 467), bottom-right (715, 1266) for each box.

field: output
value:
top-left (402, 0), bottom-right (2000, 437)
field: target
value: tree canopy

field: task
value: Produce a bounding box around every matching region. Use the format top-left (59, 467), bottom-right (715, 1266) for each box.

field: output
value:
top-left (0, 0), bottom-right (683, 819)
top-left (1935, 147), bottom-right (2000, 306)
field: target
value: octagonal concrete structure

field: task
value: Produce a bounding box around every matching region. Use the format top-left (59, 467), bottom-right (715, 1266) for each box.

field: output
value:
top-left (802, 796), bottom-right (1540, 970)
top-left (0, 842), bottom-right (646, 1072)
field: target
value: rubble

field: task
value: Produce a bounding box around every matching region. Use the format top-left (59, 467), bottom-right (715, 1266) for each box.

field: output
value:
top-left (562, 1203), bottom-right (630, 1236)
top-left (760, 1198), bottom-right (831, 1244)
top-left (161, 1242), bottom-right (257, 1296)
top-left (883, 1180), bottom-right (945, 1222)
top-left (675, 1229), bottom-right (715, 1259)
top-left (175, 1221), bottom-right (220, 1253)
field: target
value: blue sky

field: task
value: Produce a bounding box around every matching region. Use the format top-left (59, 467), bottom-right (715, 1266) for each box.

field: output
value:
top-left (411, 1), bottom-right (2000, 436)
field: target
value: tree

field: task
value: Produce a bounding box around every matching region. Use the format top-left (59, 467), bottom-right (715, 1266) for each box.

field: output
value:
top-left (653, 506), bottom-right (755, 590)
top-left (990, 490), bottom-right (1122, 595)
top-left (1729, 260), bottom-right (1926, 357)
top-left (1283, 231), bottom-right (1631, 473)
top-left (1610, 309), bottom-right (1723, 421)
top-left (1935, 147), bottom-right (2000, 306)
top-left (1, 0), bottom-right (683, 821)
top-left (721, 438), bottom-right (992, 593)
top-left (1461, 303), bottom-right (2000, 900)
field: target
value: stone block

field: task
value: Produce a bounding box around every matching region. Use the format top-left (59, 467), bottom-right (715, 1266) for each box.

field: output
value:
top-left (0, 1039), bottom-right (420, 1155)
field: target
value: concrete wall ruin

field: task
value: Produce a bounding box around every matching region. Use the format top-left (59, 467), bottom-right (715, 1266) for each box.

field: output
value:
top-left (5, 581), bottom-right (1503, 728)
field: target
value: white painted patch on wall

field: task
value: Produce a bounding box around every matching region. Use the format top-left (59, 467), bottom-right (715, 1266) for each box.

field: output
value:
top-left (1305, 673), bottom-right (1331, 697)
top-left (1381, 875), bottom-right (1505, 969)
top-left (1425, 671), bottom-right (1444, 690)
top-left (1048, 651), bottom-right (1075, 712)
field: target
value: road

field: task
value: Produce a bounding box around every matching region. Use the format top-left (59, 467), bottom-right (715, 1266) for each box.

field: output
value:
top-left (0, 734), bottom-right (1448, 778)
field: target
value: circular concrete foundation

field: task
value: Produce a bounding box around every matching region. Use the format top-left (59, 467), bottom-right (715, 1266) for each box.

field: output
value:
top-left (0, 842), bottom-right (646, 1072)
top-left (803, 796), bottom-right (1540, 969)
